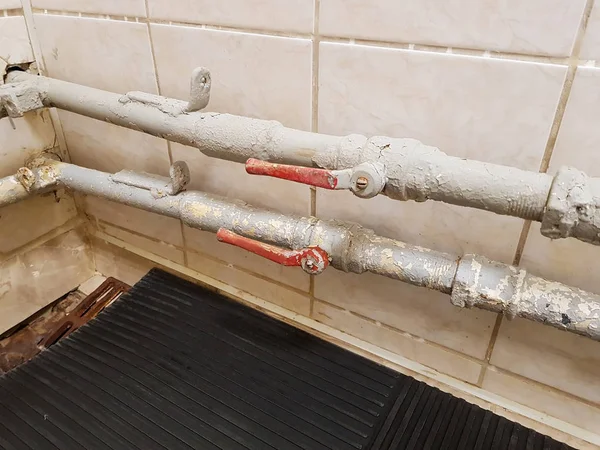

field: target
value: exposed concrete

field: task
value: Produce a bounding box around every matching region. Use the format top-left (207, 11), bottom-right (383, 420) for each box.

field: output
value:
top-left (3, 159), bottom-right (598, 341)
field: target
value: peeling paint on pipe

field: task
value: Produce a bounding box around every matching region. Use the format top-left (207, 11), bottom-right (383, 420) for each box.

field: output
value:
top-left (4, 72), bottom-right (600, 245)
top-left (6, 159), bottom-right (598, 341)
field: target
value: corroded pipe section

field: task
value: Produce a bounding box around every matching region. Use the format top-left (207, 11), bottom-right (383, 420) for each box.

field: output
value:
top-left (452, 255), bottom-right (600, 339)
top-left (5, 71), bottom-right (600, 244)
top-left (10, 160), bottom-right (593, 341)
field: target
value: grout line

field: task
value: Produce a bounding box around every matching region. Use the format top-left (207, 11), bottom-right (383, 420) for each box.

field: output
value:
top-left (311, 0), bottom-right (321, 133)
top-left (20, 0), bottom-right (47, 74)
top-left (487, 0), bottom-right (596, 392)
top-left (314, 297), bottom-right (487, 368)
top-left (1, 8), bottom-right (23, 16)
top-left (490, 365), bottom-right (600, 410)
top-left (30, 7), bottom-right (590, 67)
top-left (476, 314), bottom-right (504, 386)
top-left (512, 220), bottom-right (533, 266)
top-left (179, 219), bottom-right (189, 267)
top-left (93, 230), bottom-right (600, 448)
top-left (509, 0), bottom-right (595, 273)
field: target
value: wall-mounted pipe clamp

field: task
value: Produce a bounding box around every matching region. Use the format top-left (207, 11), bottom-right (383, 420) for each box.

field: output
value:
top-left (245, 159), bottom-right (386, 199)
top-left (216, 228), bottom-right (330, 274)
top-left (110, 161), bottom-right (191, 198)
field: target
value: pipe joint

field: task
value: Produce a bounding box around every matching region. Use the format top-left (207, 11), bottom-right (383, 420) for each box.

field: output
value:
top-left (541, 166), bottom-right (600, 245)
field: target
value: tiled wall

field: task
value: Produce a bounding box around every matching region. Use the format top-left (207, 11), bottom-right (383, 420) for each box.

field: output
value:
top-left (0, 0), bottom-right (94, 335)
top-left (7, 0), bottom-right (600, 445)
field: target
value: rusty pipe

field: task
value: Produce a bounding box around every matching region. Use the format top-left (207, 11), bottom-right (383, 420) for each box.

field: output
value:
top-left (4, 71), bottom-right (600, 245)
top-left (4, 159), bottom-right (598, 341)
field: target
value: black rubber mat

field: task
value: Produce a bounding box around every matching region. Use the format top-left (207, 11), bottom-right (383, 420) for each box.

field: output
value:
top-left (0, 268), bottom-right (572, 450)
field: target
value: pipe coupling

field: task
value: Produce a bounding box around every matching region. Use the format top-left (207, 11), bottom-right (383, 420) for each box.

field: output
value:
top-left (541, 166), bottom-right (600, 245)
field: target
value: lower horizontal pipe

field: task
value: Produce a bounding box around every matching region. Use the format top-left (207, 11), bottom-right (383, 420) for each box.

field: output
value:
top-left (3, 159), bottom-right (599, 341)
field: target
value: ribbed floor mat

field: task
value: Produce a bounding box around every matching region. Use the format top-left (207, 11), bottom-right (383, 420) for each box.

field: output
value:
top-left (0, 268), bottom-right (572, 450)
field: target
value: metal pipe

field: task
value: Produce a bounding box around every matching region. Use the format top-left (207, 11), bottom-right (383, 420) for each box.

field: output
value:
top-left (3, 71), bottom-right (600, 245)
top-left (4, 159), bottom-right (598, 341)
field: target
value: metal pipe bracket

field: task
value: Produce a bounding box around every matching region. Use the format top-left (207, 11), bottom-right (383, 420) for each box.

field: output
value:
top-left (111, 161), bottom-right (190, 198)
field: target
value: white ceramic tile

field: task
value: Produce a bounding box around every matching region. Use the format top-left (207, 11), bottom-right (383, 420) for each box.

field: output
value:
top-left (152, 25), bottom-right (313, 218)
top-left (0, 110), bottom-right (57, 177)
top-left (86, 197), bottom-right (183, 247)
top-left (0, 228), bottom-right (94, 334)
top-left (314, 269), bottom-right (496, 359)
top-left (520, 67), bottom-right (600, 295)
top-left (320, 0), bottom-right (586, 57)
top-left (92, 237), bottom-right (156, 286)
top-left (0, 195), bottom-right (77, 254)
top-left (483, 367), bottom-right (600, 440)
top-left (99, 222), bottom-right (185, 265)
top-left (187, 250), bottom-right (311, 315)
top-left (319, 43), bottom-right (566, 169)
top-left (491, 317), bottom-right (600, 404)
top-left (78, 274), bottom-right (107, 296)
top-left (0, 0), bottom-right (21, 9)
top-left (184, 226), bottom-right (309, 292)
top-left (581, 3), bottom-right (600, 60)
top-left (32, 0), bottom-right (146, 17)
top-left (148, 0), bottom-right (313, 34)
top-left (171, 143), bottom-right (310, 216)
top-left (313, 301), bottom-right (483, 383)
top-left (34, 14), bottom-right (157, 93)
top-left (0, 16), bottom-right (34, 64)
top-left (151, 25), bottom-right (312, 130)
top-left (317, 43), bottom-right (567, 263)
top-left (59, 111), bottom-right (170, 175)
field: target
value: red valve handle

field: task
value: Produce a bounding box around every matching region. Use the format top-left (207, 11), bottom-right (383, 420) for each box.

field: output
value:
top-left (245, 158), bottom-right (339, 189)
top-left (216, 228), bottom-right (329, 274)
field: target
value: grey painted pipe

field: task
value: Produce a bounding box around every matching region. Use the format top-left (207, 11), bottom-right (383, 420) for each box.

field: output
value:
top-left (4, 72), bottom-right (600, 244)
top-left (4, 159), bottom-right (598, 341)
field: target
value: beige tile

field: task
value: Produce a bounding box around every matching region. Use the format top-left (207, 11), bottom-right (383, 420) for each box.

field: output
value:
top-left (483, 367), bottom-right (600, 442)
top-left (148, 0), bottom-right (313, 34)
top-left (59, 111), bottom-right (170, 175)
top-left (313, 300), bottom-right (483, 383)
top-left (0, 110), bottom-right (57, 177)
top-left (317, 43), bottom-right (567, 263)
top-left (520, 223), bottom-right (600, 295)
top-left (34, 14), bottom-right (157, 93)
top-left (152, 25), bottom-right (312, 130)
top-left (187, 250), bottom-right (310, 315)
top-left (0, 228), bottom-right (94, 334)
top-left (78, 274), bottom-right (107, 296)
top-left (152, 25), bottom-right (313, 217)
top-left (319, 43), bottom-right (565, 169)
top-left (32, 0), bottom-right (147, 16)
top-left (0, 194), bottom-right (77, 255)
top-left (99, 222), bottom-right (185, 265)
top-left (546, 67), bottom-right (600, 174)
top-left (172, 143), bottom-right (310, 216)
top-left (0, 16), bottom-right (34, 64)
top-left (92, 237), bottom-right (156, 286)
top-left (85, 197), bottom-right (183, 247)
top-left (314, 269), bottom-right (496, 359)
top-left (491, 317), bottom-right (600, 405)
top-left (581, 3), bottom-right (600, 60)
top-left (184, 226), bottom-right (309, 292)
top-left (320, 0), bottom-right (585, 57)
top-left (0, 0), bottom-right (21, 9)
top-left (520, 67), bottom-right (600, 295)
top-left (318, 191), bottom-right (524, 264)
